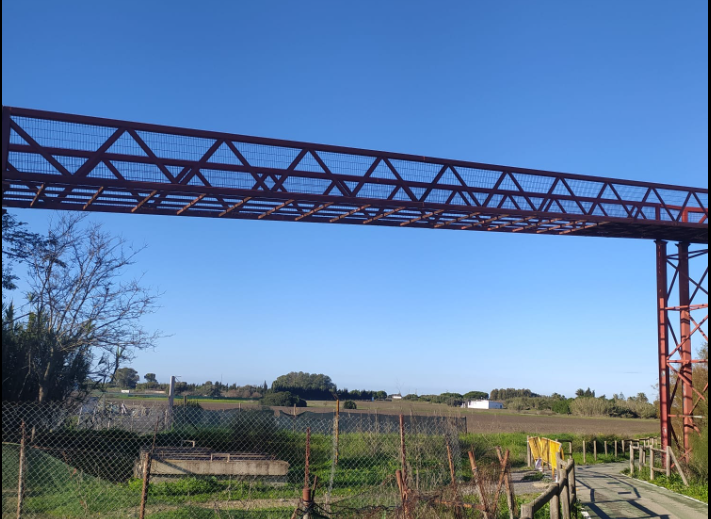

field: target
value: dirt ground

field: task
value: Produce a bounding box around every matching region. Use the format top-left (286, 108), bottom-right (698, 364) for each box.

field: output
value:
top-left (195, 399), bottom-right (659, 436)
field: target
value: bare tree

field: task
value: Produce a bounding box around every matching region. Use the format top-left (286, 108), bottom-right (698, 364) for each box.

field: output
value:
top-left (23, 214), bottom-right (161, 403)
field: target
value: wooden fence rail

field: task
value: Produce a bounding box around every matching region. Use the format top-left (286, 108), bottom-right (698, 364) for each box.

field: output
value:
top-left (521, 455), bottom-right (576, 519)
top-left (629, 443), bottom-right (688, 486)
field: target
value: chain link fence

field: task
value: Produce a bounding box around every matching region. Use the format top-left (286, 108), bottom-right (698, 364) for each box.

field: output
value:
top-left (1, 400), bottom-right (524, 518)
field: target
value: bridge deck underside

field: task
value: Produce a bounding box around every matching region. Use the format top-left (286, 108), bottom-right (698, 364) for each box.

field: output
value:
top-left (2, 107), bottom-right (708, 244)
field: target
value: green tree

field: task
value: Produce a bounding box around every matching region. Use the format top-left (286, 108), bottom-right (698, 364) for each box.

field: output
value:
top-left (115, 367), bottom-right (139, 389)
top-left (144, 373), bottom-right (158, 384)
top-left (18, 214), bottom-right (161, 401)
top-left (2, 213), bottom-right (49, 292)
top-left (271, 371), bottom-right (336, 399)
top-left (261, 391), bottom-right (306, 407)
top-left (463, 391), bottom-right (489, 401)
top-left (2, 304), bottom-right (91, 402)
top-left (343, 400), bottom-right (357, 410)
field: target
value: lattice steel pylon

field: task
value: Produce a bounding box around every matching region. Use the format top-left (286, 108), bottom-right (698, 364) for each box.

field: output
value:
top-left (1, 106), bottom-right (709, 455)
top-left (656, 240), bottom-right (708, 458)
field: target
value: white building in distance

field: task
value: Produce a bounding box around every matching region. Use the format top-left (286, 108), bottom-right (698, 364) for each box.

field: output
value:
top-left (462, 400), bottom-right (504, 410)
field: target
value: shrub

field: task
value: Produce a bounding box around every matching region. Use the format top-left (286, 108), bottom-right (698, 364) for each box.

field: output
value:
top-left (260, 391), bottom-right (306, 407)
top-left (689, 425), bottom-right (708, 483)
top-left (552, 399), bottom-right (571, 415)
top-left (343, 400), bottom-right (357, 410)
top-left (570, 397), bottom-right (613, 416)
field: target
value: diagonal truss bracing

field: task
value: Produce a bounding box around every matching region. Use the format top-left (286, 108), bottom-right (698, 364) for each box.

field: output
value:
top-left (1, 106), bottom-right (708, 243)
top-left (656, 242), bottom-right (708, 458)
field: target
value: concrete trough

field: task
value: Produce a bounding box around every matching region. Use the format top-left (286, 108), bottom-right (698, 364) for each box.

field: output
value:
top-left (134, 447), bottom-right (289, 480)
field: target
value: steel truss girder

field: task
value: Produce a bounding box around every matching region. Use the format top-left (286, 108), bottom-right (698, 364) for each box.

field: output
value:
top-left (656, 241), bottom-right (708, 459)
top-left (1, 106), bottom-right (708, 242)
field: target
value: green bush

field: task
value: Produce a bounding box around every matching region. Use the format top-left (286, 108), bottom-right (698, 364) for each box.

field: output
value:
top-left (260, 391), bottom-right (306, 407)
top-left (551, 399), bottom-right (571, 414)
top-left (689, 425), bottom-right (708, 483)
top-left (343, 400), bottom-right (357, 410)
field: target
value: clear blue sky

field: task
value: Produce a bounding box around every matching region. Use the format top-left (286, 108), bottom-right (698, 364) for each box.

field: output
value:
top-left (2, 1), bottom-right (708, 399)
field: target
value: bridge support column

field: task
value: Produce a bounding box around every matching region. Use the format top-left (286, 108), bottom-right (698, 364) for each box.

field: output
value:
top-left (655, 241), bottom-right (708, 459)
top-left (656, 240), bottom-right (671, 453)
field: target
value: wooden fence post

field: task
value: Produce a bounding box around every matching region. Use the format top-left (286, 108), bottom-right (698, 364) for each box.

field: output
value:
top-left (527, 436), bottom-right (532, 467)
top-left (139, 451), bottom-right (152, 519)
top-left (593, 440), bottom-right (597, 462)
top-left (665, 446), bottom-right (671, 478)
top-left (582, 441), bottom-right (586, 465)
top-left (604, 441), bottom-right (608, 456)
top-left (649, 447), bottom-right (655, 480)
top-left (551, 486), bottom-right (560, 519)
top-left (614, 441), bottom-right (618, 458)
top-left (629, 446), bottom-right (634, 473)
top-left (558, 453), bottom-right (571, 519)
top-left (667, 448), bottom-right (689, 486)
top-left (638, 444), bottom-right (643, 470)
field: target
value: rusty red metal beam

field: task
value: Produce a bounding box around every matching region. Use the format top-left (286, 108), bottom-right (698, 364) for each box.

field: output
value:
top-left (1, 106), bottom-right (707, 242)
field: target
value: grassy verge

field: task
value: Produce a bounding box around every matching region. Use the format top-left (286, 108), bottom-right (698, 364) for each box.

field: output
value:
top-left (622, 468), bottom-right (708, 503)
top-left (2, 429), bottom-right (648, 517)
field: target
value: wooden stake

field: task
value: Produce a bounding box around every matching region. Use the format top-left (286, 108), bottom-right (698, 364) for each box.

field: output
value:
top-left (16, 421), bottom-right (27, 519)
top-left (665, 446), bottom-right (671, 478)
top-left (446, 442), bottom-right (457, 489)
top-left (496, 447), bottom-right (517, 519)
top-left (468, 451), bottom-right (491, 519)
top-left (582, 441), bottom-right (586, 465)
top-left (138, 451), bottom-right (152, 519)
top-left (667, 448), bottom-right (689, 486)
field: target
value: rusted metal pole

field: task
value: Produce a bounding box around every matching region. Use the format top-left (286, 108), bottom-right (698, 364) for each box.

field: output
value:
top-left (656, 240), bottom-right (672, 455)
top-left (399, 414), bottom-right (408, 487)
top-left (677, 242), bottom-right (694, 455)
top-left (16, 421), bottom-right (27, 519)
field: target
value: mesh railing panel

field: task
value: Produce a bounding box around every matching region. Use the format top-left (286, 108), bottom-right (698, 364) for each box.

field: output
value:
top-left (2, 401), bottom-right (505, 519)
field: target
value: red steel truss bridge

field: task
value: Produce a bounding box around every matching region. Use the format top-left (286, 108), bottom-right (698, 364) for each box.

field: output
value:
top-left (1, 106), bottom-right (708, 455)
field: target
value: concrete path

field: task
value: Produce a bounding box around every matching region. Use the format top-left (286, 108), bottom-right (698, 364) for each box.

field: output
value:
top-left (575, 462), bottom-right (707, 519)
